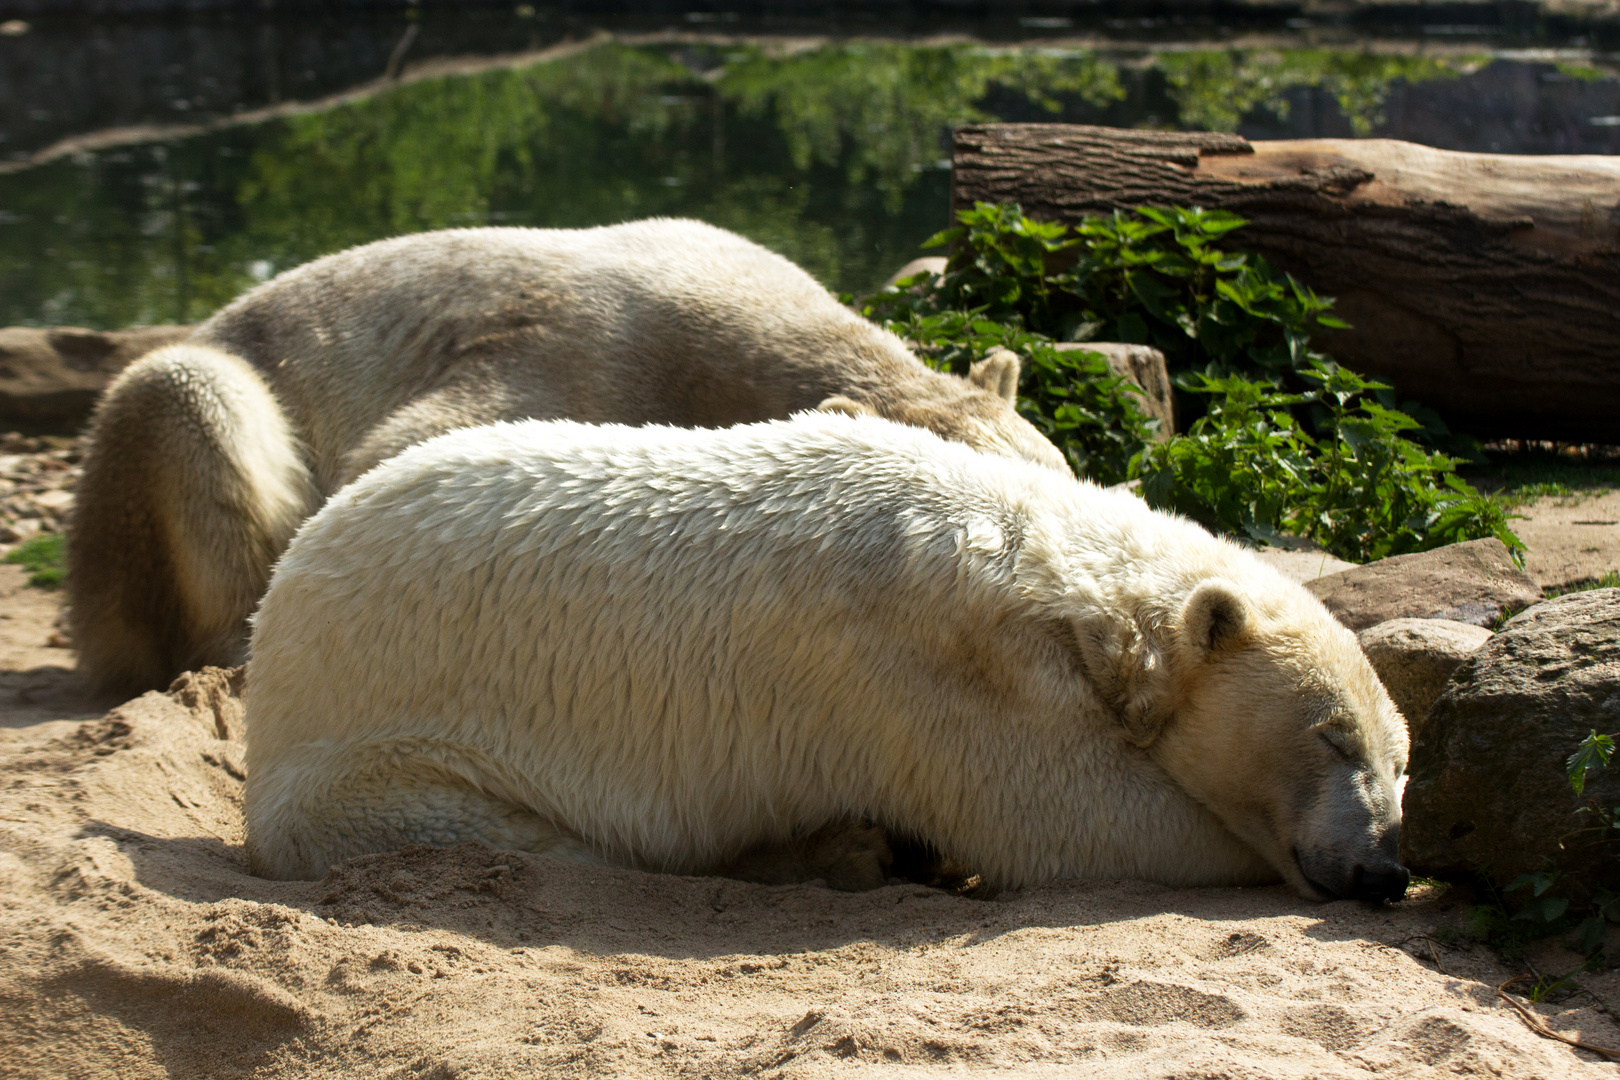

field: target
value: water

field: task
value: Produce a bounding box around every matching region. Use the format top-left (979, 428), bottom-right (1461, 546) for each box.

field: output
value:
top-left (1, 8), bottom-right (1616, 328)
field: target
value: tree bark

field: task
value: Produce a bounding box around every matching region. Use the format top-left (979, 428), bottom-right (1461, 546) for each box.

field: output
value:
top-left (952, 124), bottom-right (1620, 443)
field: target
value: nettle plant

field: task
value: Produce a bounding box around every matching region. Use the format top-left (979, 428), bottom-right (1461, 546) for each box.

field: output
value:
top-left (859, 201), bottom-right (1521, 564)
top-left (1475, 730), bottom-right (1620, 984)
top-left (1548, 733), bottom-right (1620, 949)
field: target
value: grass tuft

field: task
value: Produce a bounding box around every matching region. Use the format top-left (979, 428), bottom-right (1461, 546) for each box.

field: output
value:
top-left (3, 531), bottom-right (65, 588)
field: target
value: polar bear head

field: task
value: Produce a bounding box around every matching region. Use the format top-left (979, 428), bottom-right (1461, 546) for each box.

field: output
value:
top-left (1075, 578), bottom-right (1411, 903)
top-left (817, 348), bottom-right (1071, 475)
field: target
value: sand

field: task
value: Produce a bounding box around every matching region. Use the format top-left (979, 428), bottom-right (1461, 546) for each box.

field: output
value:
top-left (1513, 489), bottom-right (1620, 593)
top-left (3, 451), bottom-right (1620, 1077)
top-left (4, 668), bottom-right (1620, 1076)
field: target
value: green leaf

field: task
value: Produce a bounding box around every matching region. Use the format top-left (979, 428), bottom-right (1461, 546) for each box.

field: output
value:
top-left (1569, 731), bottom-right (1616, 795)
top-left (856, 200), bottom-right (1521, 564)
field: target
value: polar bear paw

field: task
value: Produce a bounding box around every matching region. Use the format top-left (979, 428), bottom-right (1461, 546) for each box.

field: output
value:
top-left (719, 817), bottom-right (894, 892)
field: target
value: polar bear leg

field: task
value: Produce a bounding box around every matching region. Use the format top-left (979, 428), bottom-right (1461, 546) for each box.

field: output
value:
top-left (69, 345), bottom-right (314, 695)
top-left (719, 817), bottom-right (895, 892)
top-left (245, 738), bottom-right (605, 880)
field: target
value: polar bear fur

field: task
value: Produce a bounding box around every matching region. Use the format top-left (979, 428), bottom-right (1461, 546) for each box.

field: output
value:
top-left (243, 413), bottom-right (1411, 901)
top-left (68, 219), bottom-right (1065, 696)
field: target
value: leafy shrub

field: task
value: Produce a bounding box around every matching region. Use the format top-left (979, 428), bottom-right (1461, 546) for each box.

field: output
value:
top-left (3, 531), bottom-right (64, 588)
top-left (1484, 730), bottom-right (1620, 971)
top-left (1132, 364), bottom-right (1524, 562)
top-left (859, 304), bottom-right (1157, 484)
top-left (892, 200), bottom-right (1347, 379)
top-left (1441, 726), bottom-right (1620, 980)
top-left (860, 201), bottom-right (1522, 564)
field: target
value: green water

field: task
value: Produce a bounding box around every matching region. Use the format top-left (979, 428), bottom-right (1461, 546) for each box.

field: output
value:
top-left (1, 39), bottom-right (1613, 328)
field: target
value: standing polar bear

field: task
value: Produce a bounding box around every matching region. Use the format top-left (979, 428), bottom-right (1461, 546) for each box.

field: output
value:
top-left (69, 219), bottom-right (1065, 696)
top-left (244, 412), bottom-right (1411, 902)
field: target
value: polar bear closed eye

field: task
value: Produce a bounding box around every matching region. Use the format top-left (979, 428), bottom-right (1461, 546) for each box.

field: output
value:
top-left (67, 218), bottom-right (1067, 698)
top-left (242, 412), bottom-right (1409, 901)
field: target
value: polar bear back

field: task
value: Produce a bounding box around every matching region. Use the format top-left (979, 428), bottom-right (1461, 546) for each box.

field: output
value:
top-left (195, 220), bottom-right (922, 491)
top-left (245, 413), bottom-right (1265, 883)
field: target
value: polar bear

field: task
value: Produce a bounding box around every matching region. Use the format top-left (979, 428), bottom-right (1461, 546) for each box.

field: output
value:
top-left (68, 219), bottom-right (1065, 696)
top-left (243, 413), bottom-right (1411, 902)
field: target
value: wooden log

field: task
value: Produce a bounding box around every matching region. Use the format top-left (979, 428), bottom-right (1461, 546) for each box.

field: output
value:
top-left (952, 124), bottom-right (1620, 444)
top-left (0, 325), bottom-right (192, 430)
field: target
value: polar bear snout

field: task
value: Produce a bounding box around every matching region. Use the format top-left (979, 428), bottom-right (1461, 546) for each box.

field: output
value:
top-left (1289, 750), bottom-right (1410, 903)
top-left (1351, 860), bottom-right (1412, 903)
top-left (1296, 827), bottom-right (1410, 903)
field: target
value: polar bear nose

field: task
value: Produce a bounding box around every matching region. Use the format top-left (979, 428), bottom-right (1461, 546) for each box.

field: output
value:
top-left (1349, 861), bottom-right (1410, 903)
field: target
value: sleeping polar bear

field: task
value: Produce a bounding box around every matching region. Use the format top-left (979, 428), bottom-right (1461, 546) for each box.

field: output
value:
top-left (68, 219), bottom-right (1066, 697)
top-left (243, 412), bottom-right (1411, 902)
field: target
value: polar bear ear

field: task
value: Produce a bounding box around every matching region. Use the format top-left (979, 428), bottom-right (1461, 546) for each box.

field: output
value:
top-left (1069, 614), bottom-right (1177, 747)
top-left (1180, 580), bottom-right (1253, 658)
top-left (815, 395), bottom-right (877, 418)
top-left (968, 348), bottom-right (1021, 403)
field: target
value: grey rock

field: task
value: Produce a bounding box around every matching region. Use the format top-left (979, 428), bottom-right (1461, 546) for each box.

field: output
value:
top-left (1305, 538), bottom-right (1541, 632)
top-left (1402, 588), bottom-right (1620, 887)
top-left (881, 257), bottom-right (947, 290)
top-left (1055, 342), bottom-right (1176, 440)
top-left (0, 324), bottom-right (192, 428)
top-left (1357, 618), bottom-right (1492, 737)
top-left (1252, 543), bottom-right (1358, 584)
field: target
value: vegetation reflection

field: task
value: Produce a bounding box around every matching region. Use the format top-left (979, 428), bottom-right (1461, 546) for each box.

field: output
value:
top-left (0, 41), bottom-right (1538, 328)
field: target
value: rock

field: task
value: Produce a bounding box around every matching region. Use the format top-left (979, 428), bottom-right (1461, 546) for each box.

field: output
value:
top-left (1252, 544), bottom-right (1357, 584)
top-left (881, 257), bottom-right (947, 290)
top-left (32, 489), bottom-right (72, 512)
top-left (1304, 538), bottom-right (1540, 632)
top-left (0, 519), bottom-right (40, 544)
top-left (1357, 618), bottom-right (1492, 736)
top-left (1055, 342), bottom-right (1176, 440)
top-left (0, 325), bottom-right (192, 429)
top-left (1402, 589), bottom-right (1620, 887)
top-left (0, 435), bottom-right (83, 555)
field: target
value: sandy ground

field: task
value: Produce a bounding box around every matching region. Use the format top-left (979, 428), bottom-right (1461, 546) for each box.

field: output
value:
top-left (2, 452), bottom-right (1618, 1077)
top-left (4, 671), bottom-right (1620, 1079)
top-left (1513, 489), bottom-right (1620, 592)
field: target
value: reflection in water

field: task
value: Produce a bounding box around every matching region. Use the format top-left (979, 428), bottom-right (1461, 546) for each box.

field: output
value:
top-left (0, 37), bottom-right (1615, 328)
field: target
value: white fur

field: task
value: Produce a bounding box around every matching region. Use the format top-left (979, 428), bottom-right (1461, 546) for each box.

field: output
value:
top-left (244, 414), bottom-right (1409, 897)
top-left (70, 219), bottom-right (1065, 695)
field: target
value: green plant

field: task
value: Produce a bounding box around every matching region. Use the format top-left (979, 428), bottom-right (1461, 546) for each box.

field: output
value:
top-left (3, 531), bottom-right (64, 588)
top-left (858, 296), bottom-right (1157, 485)
top-left (1543, 572), bottom-right (1620, 601)
top-left (1132, 363), bottom-right (1525, 563)
top-left (862, 202), bottom-right (1523, 564)
top-left (1570, 729), bottom-right (1617, 796)
top-left (1481, 730), bottom-right (1620, 966)
top-left (895, 201), bottom-right (1349, 382)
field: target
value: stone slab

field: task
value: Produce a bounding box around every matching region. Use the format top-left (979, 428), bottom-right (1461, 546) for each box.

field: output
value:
top-left (1304, 538), bottom-right (1540, 632)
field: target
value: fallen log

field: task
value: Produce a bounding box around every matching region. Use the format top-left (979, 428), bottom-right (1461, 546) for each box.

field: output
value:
top-left (951, 124), bottom-right (1620, 444)
top-left (0, 325), bottom-right (192, 430)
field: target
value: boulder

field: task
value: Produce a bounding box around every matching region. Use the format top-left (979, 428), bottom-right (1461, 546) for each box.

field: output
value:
top-left (1056, 342), bottom-right (1175, 440)
top-left (1251, 543), bottom-right (1357, 584)
top-left (0, 325), bottom-right (192, 429)
top-left (881, 257), bottom-right (947, 290)
top-left (1357, 618), bottom-right (1492, 737)
top-left (1402, 589), bottom-right (1620, 887)
top-left (1304, 538), bottom-right (1540, 632)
